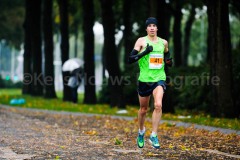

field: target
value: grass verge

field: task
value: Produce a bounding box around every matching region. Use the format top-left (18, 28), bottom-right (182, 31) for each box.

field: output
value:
top-left (0, 89), bottom-right (239, 130)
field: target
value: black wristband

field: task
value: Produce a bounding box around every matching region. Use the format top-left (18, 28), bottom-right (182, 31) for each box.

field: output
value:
top-left (164, 51), bottom-right (170, 59)
top-left (164, 51), bottom-right (172, 67)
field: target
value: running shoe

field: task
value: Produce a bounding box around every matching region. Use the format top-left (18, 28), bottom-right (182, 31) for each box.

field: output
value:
top-left (137, 133), bottom-right (144, 148)
top-left (149, 134), bottom-right (160, 149)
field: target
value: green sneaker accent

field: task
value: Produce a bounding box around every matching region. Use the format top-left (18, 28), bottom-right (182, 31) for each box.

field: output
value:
top-left (149, 134), bottom-right (160, 149)
top-left (137, 133), bottom-right (144, 148)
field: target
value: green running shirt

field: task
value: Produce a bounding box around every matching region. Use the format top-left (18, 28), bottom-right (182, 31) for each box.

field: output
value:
top-left (138, 36), bottom-right (166, 82)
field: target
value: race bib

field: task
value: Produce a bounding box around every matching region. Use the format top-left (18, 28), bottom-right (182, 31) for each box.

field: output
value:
top-left (149, 54), bottom-right (163, 69)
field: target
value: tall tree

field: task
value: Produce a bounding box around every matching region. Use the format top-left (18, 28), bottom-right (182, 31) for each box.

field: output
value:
top-left (0, 0), bottom-right (24, 47)
top-left (123, 0), bottom-right (134, 65)
top-left (22, 0), bottom-right (32, 95)
top-left (58, 0), bottom-right (71, 101)
top-left (30, 0), bottom-right (43, 96)
top-left (182, 4), bottom-right (196, 66)
top-left (43, 0), bottom-right (56, 98)
top-left (156, 0), bottom-right (174, 113)
top-left (68, 0), bottom-right (82, 58)
top-left (100, 0), bottom-right (125, 108)
top-left (157, 0), bottom-right (172, 41)
top-left (173, 0), bottom-right (183, 67)
top-left (206, 0), bottom-right (237, 117)
top-left (81, 0), bottom-right (96, 104)
top-left (149, 0), bottom-right (157, 16)
top-left (231, 0), bottom-right (240, 13)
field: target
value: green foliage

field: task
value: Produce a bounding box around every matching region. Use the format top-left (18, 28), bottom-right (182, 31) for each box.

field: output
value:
top-left (0, 89), bottom-right (21, 95)
top-left (0, 77), bottom-right (22, 88)
top-left (232, 43), bottom-right (240, 109)
top-left (99, 64), bottom-right (214, 112)
top-left (168, 66), bottom-right (211, 112)
top-left (114, 137), bottom-right (122, 145)
top-left (0, 0), bottom-right (24, 48)
top-left (122, 64), bottom-right (139, 105)
top-left (188, 8), bottom-right (208, 66)
top-left (98, 78), bottom-right (110, 104)
top-left (0, 89), bottom-right (118, 115)
top-left (68, 0), bottom-right (82, 34)
top-left (163, 112), bottom-right (240, 130)
top-left (98, 64), bottom-right (140, 105)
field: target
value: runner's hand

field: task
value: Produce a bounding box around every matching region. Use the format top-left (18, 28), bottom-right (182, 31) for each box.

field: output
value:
top-left (145, 43), bottom-right (153, 53)
top-left (165, 58), bottom-right (173, 67)
top-left (128, 43), bottom-right (153, 64)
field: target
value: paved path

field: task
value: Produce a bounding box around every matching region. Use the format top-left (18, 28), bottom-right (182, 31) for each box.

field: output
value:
top-left (0, 105), bottom-right (239, 160)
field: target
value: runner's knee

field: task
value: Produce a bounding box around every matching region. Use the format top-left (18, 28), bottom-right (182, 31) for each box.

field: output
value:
top-left (154, 102), bottom-right (162, 111)
top-left (139, 107), bottom-right (148, 115)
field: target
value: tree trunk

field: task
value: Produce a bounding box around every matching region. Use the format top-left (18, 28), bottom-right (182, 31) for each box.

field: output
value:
top-left (156, 0), bottom-right (173, 113)
top-left (149, 0), bottom-right (157, 16)
top-left (157, 0), bottom-right (172, 41)
top-left (123, 0), bottom-right (134, 65)
top-left (58, 0), bottom-right (71, 101)
top-left (183, 4), bottom-right (196, 66)
top-left (100, 0), bottom-right (125, 108)
top-left (30, 0), bottom-right (43, 96)
top-left (22, 0), bottom-right (32, 95)
top-left (206, 0), bottom-right (237, 118)
top-left (74, 32), bottom-right (78, 57)
top-left (231, 0), bottom-right (240, 13)
top-left (173, 1), bottom-right (183, 67)
top-left (82, 0), bottom-right (96, 104)
top-left (43, 0), bottom-right (56, 98)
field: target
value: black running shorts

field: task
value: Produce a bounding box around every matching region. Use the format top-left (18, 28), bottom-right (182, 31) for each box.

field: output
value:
top-left (137, 80), bottom-right (166, 97)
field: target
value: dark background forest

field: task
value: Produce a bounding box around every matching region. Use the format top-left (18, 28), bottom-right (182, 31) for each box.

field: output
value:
top-left (0, 0), bottom-right (239, 118)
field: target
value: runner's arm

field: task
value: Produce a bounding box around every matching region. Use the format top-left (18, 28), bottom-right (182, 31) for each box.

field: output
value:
top-left (163, 40), bottom-right (173, 67)
top-left (128, 40), bottom-right (153, 64)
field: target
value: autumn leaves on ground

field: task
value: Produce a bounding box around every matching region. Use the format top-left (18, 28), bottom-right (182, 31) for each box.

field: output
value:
top-left (0, 107), bottom-right (239, 160)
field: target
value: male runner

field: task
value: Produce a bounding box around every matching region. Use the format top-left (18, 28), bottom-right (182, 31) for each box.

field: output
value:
top-left (128, 17), bottom-right (172, 148)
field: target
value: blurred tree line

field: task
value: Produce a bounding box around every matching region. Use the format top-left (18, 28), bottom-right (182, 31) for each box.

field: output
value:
top-left (0, 0), bottom-right (239, 118)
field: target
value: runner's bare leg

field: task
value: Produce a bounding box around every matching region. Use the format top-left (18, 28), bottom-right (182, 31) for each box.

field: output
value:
top-left (152, 86), bottom-right (164, 133)
top-left (138, 95), bottom-right (150, 131)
